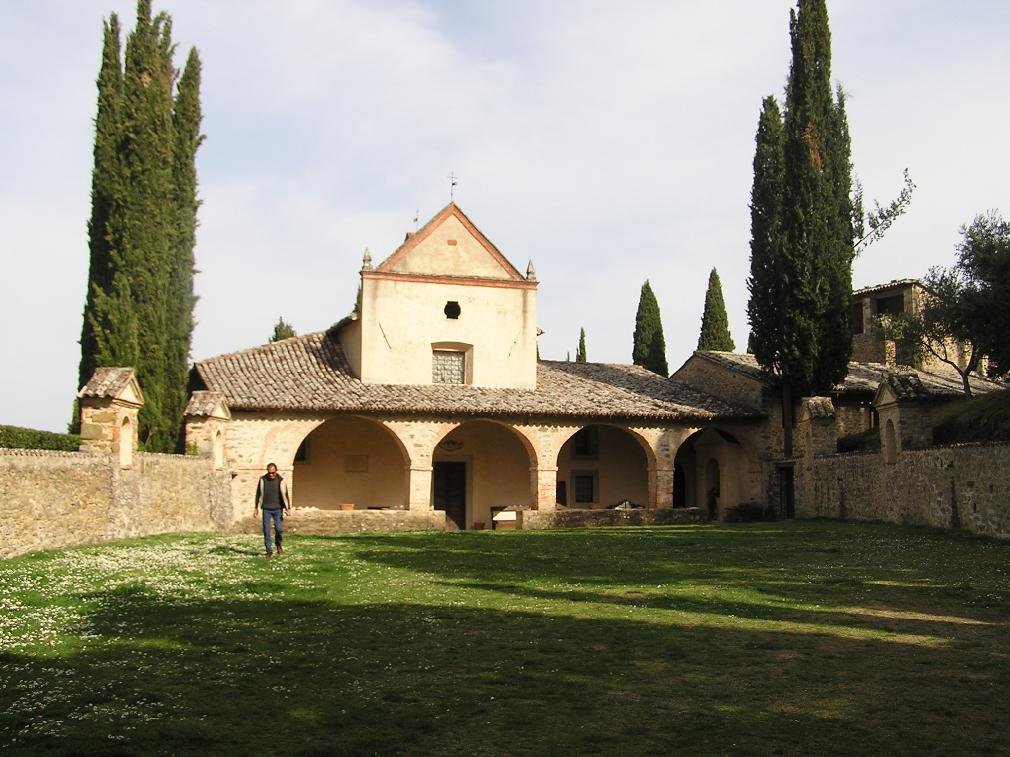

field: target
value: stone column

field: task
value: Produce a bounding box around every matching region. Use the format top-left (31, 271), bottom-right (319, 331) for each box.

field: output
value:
top-left (407, 465), bottom-right (433, 511)
top-left (533, 466), bottom-right (558, 511)
top-left (652, 467), bottom-right (676, 509)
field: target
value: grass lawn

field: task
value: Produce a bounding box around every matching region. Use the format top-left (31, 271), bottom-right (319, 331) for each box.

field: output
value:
top-left (2, 521), bottom-right (1009, 756)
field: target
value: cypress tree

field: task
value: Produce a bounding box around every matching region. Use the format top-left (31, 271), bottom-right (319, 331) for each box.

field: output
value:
top-left (779, 0), bottom-right (853, 397)
top-left (117, 0), bottom-right (176, 450)
top-left (74, 1), bottom-right (202, 451)
top-left (165, 46), bottom-right (203, 449)
top-left (75, 14), bottom-right (125, 428)
top-left (270, 317), bottom-right (297, 343)
top-left (697, 268), bottom-right (736, 352)
top-left (746, 95), bottom-right (785, 372)
top-left (576, 328), bottom-right (587, 363)
top-left (632, 280), bottom-right (669, 375)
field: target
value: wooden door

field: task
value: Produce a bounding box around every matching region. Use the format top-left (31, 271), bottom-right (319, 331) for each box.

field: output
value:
top-left (434, 461), bottom-right (467, 530)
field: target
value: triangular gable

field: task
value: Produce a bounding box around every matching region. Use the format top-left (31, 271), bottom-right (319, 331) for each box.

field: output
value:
top-left (873, 379), bottom-right (899, 409)
top-left (375, 203), bottom-right (525, 281)
top-left (78, 367), bottom-right (145, 407)
top-left (184, 390), bottom-right (232, 420)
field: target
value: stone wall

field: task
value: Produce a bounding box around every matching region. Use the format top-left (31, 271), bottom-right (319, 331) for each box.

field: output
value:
top-left (522, 507), bottom-right (706, 530)
top-left (234, 508), bottom-right (446, 536)
top-left (802, 444), bottom-right (1010, 541)
top-left (1, 448), bottom-right (232, 559)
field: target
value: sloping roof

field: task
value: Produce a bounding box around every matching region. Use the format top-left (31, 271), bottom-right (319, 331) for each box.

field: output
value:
top-left (688, 350), bottom-right (1002, 398)
top-left (194, 331), bottom-right (758, 422)
top-left (78, 367), bottom-right (142, 403)
top-left (803, 396), bottom-right (836, 419)
top-left (853, 279), bottom-right (921, 297)
top-left (184, 391), bottom-right (231, 419)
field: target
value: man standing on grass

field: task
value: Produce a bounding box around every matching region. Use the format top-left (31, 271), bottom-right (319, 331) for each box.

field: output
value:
top-left (254, 463), bottom-right (291, 557)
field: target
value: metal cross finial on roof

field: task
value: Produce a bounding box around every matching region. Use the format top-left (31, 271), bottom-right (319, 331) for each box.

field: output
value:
top-left (413, 208), bottom-right (419, 231)
top-left (448, 171), bottom-right (458, 202)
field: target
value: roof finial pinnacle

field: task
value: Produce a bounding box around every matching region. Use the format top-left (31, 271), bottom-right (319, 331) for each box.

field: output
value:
top-left (448, 171), bottom-right (458, 203)
top-left (361, 247), bottom-right (373, 271)
top-left (526, 259), bottom-right (537, 282)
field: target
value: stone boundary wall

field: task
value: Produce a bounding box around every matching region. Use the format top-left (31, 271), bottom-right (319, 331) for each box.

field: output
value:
top-left (1, 448), bottom-right (232, 559)
top-left (803, 443), bottom-right (1010, 541)
top-left (522, 507), bottom-right (706, 530)
top-left (233, 508), bottom-right (446, 536)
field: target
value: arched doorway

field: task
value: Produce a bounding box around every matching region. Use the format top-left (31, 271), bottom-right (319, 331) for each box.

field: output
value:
top-left (705, 458), bottom-right (720, 519)
top-left (674, 427), bottom-right (758, 520)
top-left (555, 425), bottom-right (649, 509)
top-left (883, 418), bottom-right (897, 465)
top-left (432, 420), bottom-right (534, 530)
top-left (292, 416), bottom-right (408, 510)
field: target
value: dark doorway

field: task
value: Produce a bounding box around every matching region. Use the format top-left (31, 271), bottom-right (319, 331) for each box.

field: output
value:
top-left (673, 463), bottom-right (686, 507)
top-left (434, 461), bottom-right (467, 530)
top-left (778, 466), bottom-right (795, 519)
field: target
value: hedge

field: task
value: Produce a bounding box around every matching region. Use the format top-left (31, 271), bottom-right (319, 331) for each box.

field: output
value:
top-left (0, 425), bottom-right (80, 452)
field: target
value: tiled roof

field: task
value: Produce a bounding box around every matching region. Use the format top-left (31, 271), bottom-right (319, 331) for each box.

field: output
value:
top-left (691, 350), bottom-right (1002, 398)
top-left (803, 397), bottom-right (836, 419)
top-left (184, 391), bottom-right (230, 418)
top-left (78, 367), bottom-right (136, 399)
top-left (194, 331), bottom-right (759, 422)
top-left (852, 279), bottom-right (921, 297)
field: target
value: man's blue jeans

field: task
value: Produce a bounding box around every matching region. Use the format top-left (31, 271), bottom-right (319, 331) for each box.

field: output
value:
top-left (262, 509), bottom-right (283, 554)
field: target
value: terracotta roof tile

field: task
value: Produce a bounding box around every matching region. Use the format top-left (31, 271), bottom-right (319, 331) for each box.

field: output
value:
top-left (184, 391), bottom-right (230, 418)
top-left (194, 332), bottom-right (758, 422)
top-left (691, 350), bottom-right (1002, 398)
top-left (78, 367), bottom-right (136, 399)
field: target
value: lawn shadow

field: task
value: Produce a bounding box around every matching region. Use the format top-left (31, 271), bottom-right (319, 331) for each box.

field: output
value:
top-left (3, 584), bottom-right (1006, 756)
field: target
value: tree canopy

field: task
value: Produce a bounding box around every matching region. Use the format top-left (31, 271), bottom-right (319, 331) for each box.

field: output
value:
top-left (75, 0), bottom-right (203, 451)
top-left (697, 269), bottom-right (735, 352)
top-left (576, 328), bottom-right (587, 363)
top-left (632, 280), bottom-right (668, 375)
top-left (270, 317), bottom-right (297, 343)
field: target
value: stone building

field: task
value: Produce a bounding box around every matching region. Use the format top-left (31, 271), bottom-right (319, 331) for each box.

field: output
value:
top-left (191, 204), bottom-right (768, 528)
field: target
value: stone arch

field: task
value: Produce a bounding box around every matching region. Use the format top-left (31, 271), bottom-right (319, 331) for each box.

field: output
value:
top-left (118, 415), bottom-right (133, 469)
top-left (212, 428), bottom-right (225, 470)
top-left (555, 423), bottom-right (652, 508)
top-left (883, 418), bottom-right (897, 465)
top-left (291, 415), bottom-right (411, 510)
top-left (674, 427), bottom-right (759, 519)
top-left (431, 419), bottom-right (536, 530)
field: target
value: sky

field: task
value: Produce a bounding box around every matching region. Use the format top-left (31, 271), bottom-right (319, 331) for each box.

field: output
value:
top-left (2, 1), bottom-right (1009, 433)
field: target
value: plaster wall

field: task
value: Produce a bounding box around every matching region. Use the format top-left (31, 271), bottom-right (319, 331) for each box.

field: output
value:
top-left (556, 425), bottom-right (649, 508)
top-left (358, 275), bottom-right (537, 387)
top-left (293, 416), bottom-right (408, 510)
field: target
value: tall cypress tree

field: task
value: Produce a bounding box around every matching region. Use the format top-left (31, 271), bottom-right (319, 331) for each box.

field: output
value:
top-left (779, 0), bottom-right (853, 397)
top-left (632, 280), bottom-right (668, 375)
top-left (747, 0), bottom-right (855, 457)
top-left (76, 13), bottom-right (126, 420)
top-left (165, 47), bottom-right (203, 448)
top-left (697, 269), bottom-right (736, 352)
top-left (576, 328), bottom-right (587, 363)
top-left (74, 1), bottom-right (202, 451)
top-left (746, 95), bottom-right (785, 372)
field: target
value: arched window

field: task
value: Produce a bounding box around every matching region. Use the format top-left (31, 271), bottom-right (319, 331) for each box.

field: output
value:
top-left (883, 418), bottom-right (897, 465)
top-left (119, 415), bottom-right (133, 469)
top-left (213, 429), bottom-right (225, 470)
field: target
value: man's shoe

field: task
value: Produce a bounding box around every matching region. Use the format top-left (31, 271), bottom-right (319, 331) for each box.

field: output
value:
top-left (276, 545), bottom-right (284, 555)
top-left (265, 551), bottom-right (273, 558)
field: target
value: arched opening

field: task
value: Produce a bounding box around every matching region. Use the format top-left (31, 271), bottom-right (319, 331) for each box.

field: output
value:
top-left (705, 459), bottom-right (721, 519)
top-left (212, 429), bottom-right (225, 470)
top-left (432, 420), bottom-right (534, 530)
top-left (118, 415), bottom-right (133, 469)
top-left (675, 427), bottom-right (758, 520)
top-left (883, 418), bottom-right (897, 465)
top-left (555, 424), bottom-right (649, 509)
top-left (292, 416), bottom-right (408, 510)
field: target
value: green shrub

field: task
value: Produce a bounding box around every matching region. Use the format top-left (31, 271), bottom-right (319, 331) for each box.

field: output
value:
top-left (837, 426), bottom-right (881, 453)
top-left (933, 388), bottom-right (1010, 444)
top-left (0, 425), bottom-right (80, 451)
